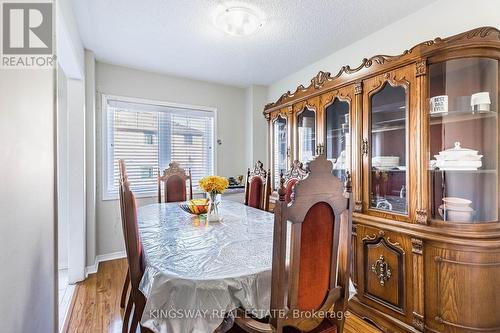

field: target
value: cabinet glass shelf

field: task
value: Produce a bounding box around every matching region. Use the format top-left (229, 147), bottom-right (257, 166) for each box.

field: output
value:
top-left (325, 99), bottom-right (350, 180)
top-left (428, 57), bottom-right (498, 223)
top-left (429, 169), bottom-right (497, 174)
top-left (297, 108), bottom-right (316, 164)
top-left (273, 115), bottom-right (287, 189)
top-left (369, 83), bottom-right (408, 214)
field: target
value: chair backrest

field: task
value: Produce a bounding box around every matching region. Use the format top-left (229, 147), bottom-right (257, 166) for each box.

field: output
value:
top-left (119, 159), bottom-right (144, 291)
top-left (270, 155), bottom-right (352, 333)
top-left (281, 160), bottom-right (309, 204)
top-left (157, 161), bottom-right (193, 203)
top-left (244, 160), bottom-right (271, 211)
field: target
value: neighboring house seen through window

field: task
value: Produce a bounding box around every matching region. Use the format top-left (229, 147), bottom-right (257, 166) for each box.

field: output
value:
top-left (102, 95), bottom-right (215, 199)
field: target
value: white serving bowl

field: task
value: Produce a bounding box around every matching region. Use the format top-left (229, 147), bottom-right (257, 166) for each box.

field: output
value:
top-left (438, 204), bottom-right (474, 222)
top-left (437, 142), bottom-right (480, 161)
top-left (442, 197), bottom-right (472, 209)
top-left (435, 160), bottom-right (482, 170)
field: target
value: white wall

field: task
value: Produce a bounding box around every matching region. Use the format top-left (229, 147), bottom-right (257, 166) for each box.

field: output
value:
top-left (85, 50), bottom-right (97, 267)
top-left (94, 62), bottom-right (248, 257)
top-left (57, 0), bottom-right (88, 280)
top-left (58, 67), bottom-right (69, 269)
top-left (0, 69), bottom-right (56, 332)
top-left (245, 85), bottom-right (268, 166)
top-left (56, 0), bottom-right (84, 79)
top-left (268, 0), bottom-right (500, 101)
top-left (67, 78), bottom-right (87, 283)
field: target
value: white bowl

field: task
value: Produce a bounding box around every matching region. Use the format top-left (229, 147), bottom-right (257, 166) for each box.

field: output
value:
top-left (442, 197), bottom-right (472, 209)
top-left (438, 205), bottom-right (474, 222)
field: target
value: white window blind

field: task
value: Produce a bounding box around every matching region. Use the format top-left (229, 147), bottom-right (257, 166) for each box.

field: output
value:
top-left (103, 96), bottom-right (215, 199)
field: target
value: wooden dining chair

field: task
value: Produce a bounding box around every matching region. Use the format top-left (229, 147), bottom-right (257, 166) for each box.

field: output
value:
top-left (235, 155), bottom-right (353, 333)
top-left (119, 159), bottom-right (151, 333)
top-left (118, 161), bottom-right (130, 311)
top-left (158, 161), bottom-right (193, 203)
top-left (281, 160), bottom-right (309, 204)
top-left (244, 160), bottom-right (271, 211)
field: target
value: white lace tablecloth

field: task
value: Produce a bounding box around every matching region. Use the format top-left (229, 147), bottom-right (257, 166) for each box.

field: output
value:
top-left (137, 201), bottom-right (355, 333)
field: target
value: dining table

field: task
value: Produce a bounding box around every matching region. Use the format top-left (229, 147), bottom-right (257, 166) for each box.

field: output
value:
top-left (137, 200), bottom-right (356, 333)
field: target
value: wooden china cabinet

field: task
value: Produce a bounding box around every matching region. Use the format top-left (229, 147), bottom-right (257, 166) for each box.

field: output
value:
top-left (264, 27), bottom-right (500, 333)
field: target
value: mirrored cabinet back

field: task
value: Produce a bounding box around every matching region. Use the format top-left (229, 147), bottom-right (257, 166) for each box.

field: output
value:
top-left (264, 27), bottom-right (500, 333)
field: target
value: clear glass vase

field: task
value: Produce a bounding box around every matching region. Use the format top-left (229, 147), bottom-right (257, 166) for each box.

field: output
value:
top-left (207, 192), bottom-right (221, 222)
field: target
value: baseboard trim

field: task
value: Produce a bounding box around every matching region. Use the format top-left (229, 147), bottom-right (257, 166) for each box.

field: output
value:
top-left (60, 284), bottom-right (77, 333)
top-left (85, 250), bottom-right (126, 277)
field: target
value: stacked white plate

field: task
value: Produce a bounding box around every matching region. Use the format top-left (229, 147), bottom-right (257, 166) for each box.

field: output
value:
top-left (372, 156), bottom-right (400, 170)
top-left (434, 142), bottom-right (482, 170)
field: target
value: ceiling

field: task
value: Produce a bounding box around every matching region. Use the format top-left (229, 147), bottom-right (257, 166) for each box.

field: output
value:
top-left (71, 0), bottom-right (436, 87)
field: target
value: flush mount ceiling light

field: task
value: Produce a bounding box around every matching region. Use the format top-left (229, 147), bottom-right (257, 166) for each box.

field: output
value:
top-left (214, 7), bottom-right (263, 37)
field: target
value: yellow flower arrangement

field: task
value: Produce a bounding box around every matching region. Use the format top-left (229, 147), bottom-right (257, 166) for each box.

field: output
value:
top-left (199, 175), bottom-right (229, 194)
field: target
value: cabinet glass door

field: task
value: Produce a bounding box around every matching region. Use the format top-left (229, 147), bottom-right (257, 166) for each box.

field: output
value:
top-left (428, 58), bottom-right (498, 223)
top-left (369, 83), bottom-right (408, 214)
top-left (297, 107), bottom-right (316, 163)
top-left (325, 99), bottom-right (350, 180)
top-left (273, 115), bottom-right (288, 189)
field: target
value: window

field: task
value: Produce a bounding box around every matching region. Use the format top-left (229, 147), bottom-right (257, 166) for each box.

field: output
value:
top-left (102, 95), bottom-right (216, 199)
top-left (144, 133), bottom-right (154, 145)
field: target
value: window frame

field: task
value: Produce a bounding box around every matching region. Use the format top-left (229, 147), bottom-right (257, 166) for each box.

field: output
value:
top-left (101, 94), bottom-right (218, 200)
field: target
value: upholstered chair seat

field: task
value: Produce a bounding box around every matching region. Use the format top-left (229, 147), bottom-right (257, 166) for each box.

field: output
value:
top-left (230, 321), bottom-right (337, 333)
top-left (284, 321), bottom-right (337, 333)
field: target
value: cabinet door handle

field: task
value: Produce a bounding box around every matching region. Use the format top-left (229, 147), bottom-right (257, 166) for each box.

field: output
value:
top-left (286, 147), bottom-right (290, 158)
top-left (362, 138), bottom-right (369, 157)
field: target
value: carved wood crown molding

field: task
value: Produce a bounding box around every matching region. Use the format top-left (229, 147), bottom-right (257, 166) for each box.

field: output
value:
top-left (160, 161), bottom-right (189, 180)
top-left (362, 230), bottom-right (405, 253)
top-left (248, 160), bottom-right (267, 180)
top-left (283, 160), bottom-right (308, 184)
top-left (264, 26), bottom-right (500, 113)
top-left (374, 72), bottom-right (410, 91)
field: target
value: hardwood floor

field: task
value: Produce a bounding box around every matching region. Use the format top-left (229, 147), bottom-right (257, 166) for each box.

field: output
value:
top-left (65, 259), bottom-right (381, 333)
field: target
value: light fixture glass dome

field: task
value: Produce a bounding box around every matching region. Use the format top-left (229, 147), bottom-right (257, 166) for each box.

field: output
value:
top-left (214, 7), bottom-right (263, 37)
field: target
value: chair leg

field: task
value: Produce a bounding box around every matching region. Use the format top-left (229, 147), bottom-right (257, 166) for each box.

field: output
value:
top-left (130, 310), bottom-right (139, 333)
top-left (131, 293), bottom-right (147, 333)
top-left (121, 271), bottom-right (130, 308)
top-left (123, 296), bottom-right (133, 333)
